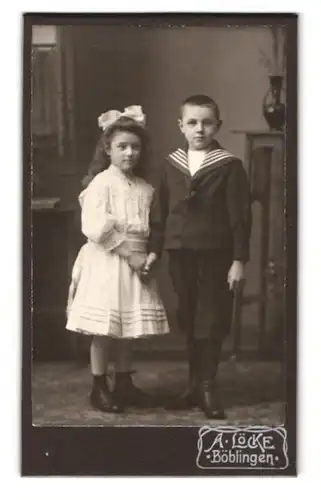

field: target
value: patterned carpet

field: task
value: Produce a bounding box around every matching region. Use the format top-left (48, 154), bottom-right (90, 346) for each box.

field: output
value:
top-left (32, 360), bottom-right (284, 426)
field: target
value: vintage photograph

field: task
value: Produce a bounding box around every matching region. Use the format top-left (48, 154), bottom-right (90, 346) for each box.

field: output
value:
top-left (24, 14), bottom-right (297, 475)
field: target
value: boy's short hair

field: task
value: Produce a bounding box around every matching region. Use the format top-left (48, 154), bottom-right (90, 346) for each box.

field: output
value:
top-left (181, 94), bottom-right (221, 121)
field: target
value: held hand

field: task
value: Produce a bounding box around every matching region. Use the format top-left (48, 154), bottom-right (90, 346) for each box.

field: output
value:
top-left (140, 253), bottom-right (158, 283)
top-left (128, 252), bottom-right (147, 272)
top-left (227, 261), bottom-right (245, 291)
top-left (144, 253), bottom-right (158, 271)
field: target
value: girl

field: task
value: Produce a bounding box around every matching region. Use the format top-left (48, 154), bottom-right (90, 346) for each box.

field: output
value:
top-left (66, 106), bottom-right (169, 413)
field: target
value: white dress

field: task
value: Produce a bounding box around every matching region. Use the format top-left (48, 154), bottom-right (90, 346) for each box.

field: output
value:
top-left (66, 165), bottom-right (169, 339)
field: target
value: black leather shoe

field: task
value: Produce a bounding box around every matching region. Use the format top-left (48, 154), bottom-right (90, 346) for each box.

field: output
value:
top-left (90, 377), bottom-right (124, 413)
top-left (198, 381), bottom-right (226, 420)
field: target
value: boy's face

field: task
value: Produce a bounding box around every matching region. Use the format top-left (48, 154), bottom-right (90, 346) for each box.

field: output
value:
top-left (179, 104), bottom-right (221, 151)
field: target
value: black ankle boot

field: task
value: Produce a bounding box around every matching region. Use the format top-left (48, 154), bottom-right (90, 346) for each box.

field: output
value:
top-left (198, 380), bottom-right (226, 420)
top-left (193, 338), bottom-right (226, 419)
top-left (90, 375), bottom-right (124, 413)
top-left (113, 372), bottom-right (155, 408)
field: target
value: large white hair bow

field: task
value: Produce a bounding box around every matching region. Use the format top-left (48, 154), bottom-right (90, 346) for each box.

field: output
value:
top-left (97, 105), bottom-right (146, 131)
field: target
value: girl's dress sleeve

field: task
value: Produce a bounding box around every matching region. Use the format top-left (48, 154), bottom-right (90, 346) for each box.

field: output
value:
top-left (80, 175), bottom-right (126, 251)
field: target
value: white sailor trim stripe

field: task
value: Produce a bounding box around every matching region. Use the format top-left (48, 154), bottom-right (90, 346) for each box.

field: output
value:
top-left (168, 147), bottom-right (236, 176)
top-left (170, 155), bottom-right (188, 167)
top-left (200, 150), bottom-right (235, 171)
top-left (202, 153), bottom-right (233, 166)
top-left (202, 156), bottom-right (234, 172)
top-left (169, 156), bottom-right (189, 171)
top-left (175, 148), bottom-right (188, 160)
top-left (203, 149), bottom-right (234, 162)
top-left (201, 156), bottom-right (234, 169)
top-left (170, 150), bottom-right (188, 163)
top-left (168, 149), bottom-right (189, 172)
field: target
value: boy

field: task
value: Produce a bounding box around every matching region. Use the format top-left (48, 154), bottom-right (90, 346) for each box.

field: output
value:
top-left (144, 95), bottom-right (251, 419)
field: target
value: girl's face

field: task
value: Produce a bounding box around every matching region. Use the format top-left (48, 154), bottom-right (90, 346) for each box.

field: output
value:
top-left (106, 131), bottom-right (142, 173)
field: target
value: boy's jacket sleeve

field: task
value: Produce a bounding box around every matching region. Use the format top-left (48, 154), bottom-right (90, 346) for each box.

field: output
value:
top-left (226, 160), bottom-right (252, 263)
top-left (147, 167), bottom-right (169, 257)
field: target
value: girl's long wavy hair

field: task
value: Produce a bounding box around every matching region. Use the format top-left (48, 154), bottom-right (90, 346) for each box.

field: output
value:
top-left (82, 116), bottom-right (149, 188)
